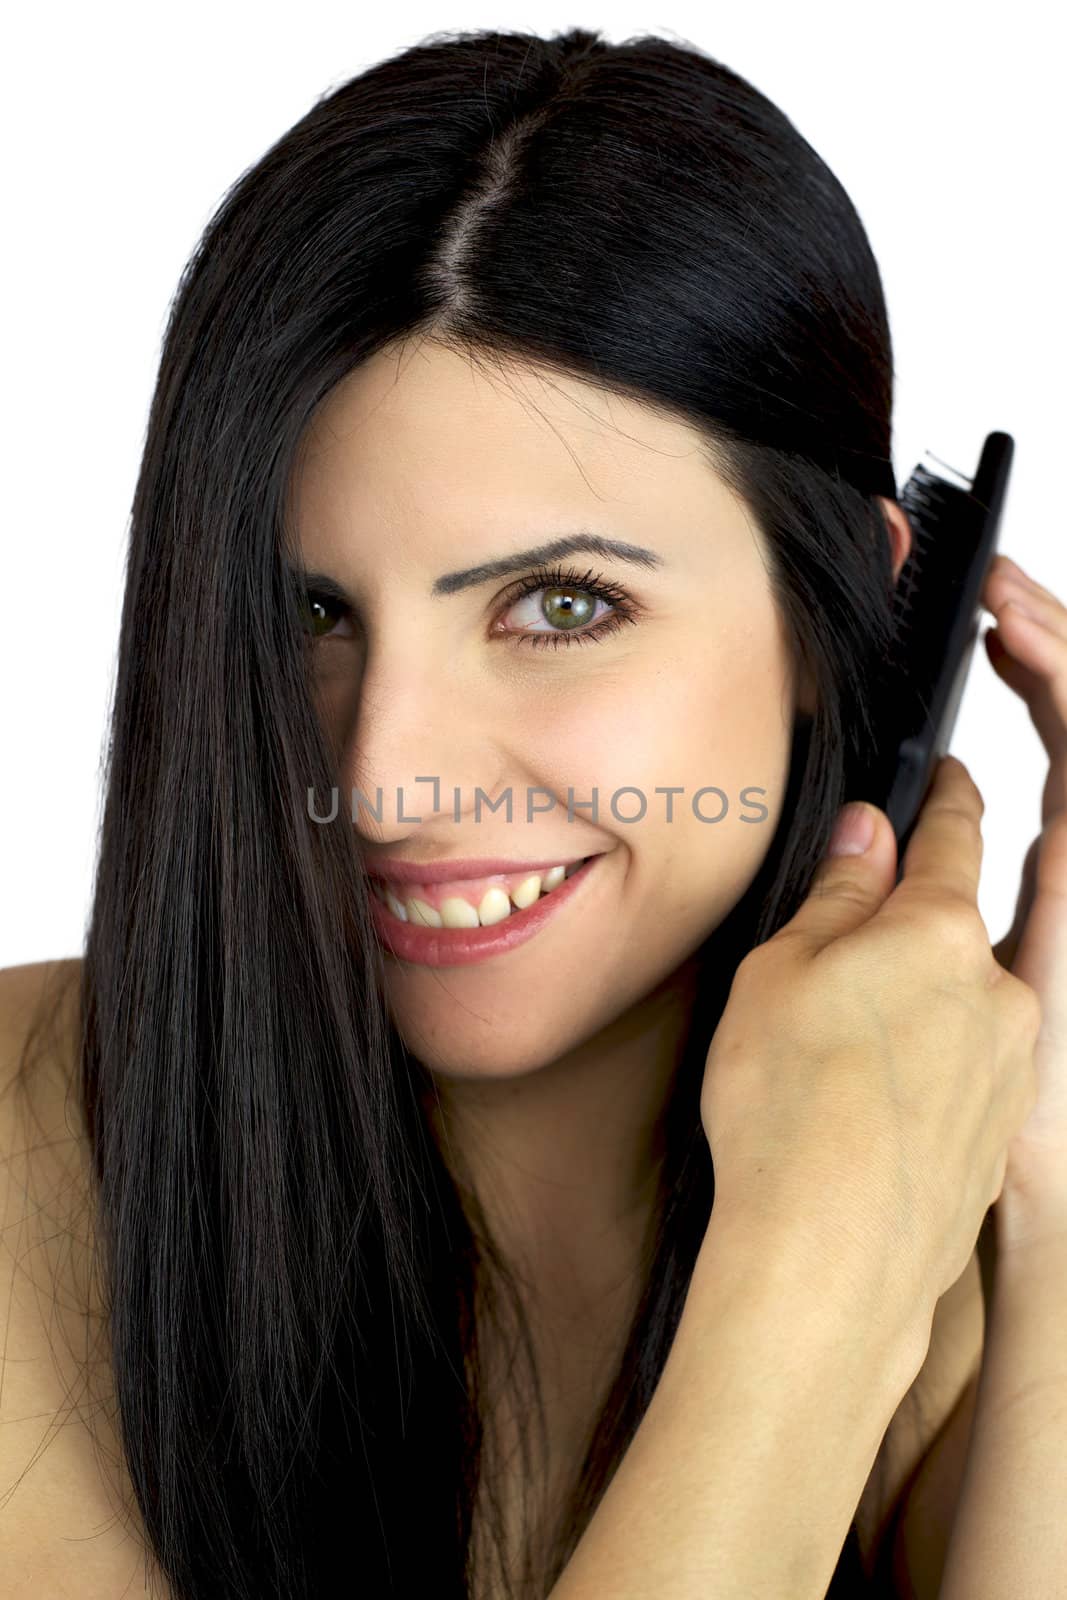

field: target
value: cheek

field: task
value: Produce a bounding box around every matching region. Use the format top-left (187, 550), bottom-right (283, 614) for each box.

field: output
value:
top-left (519, 652), bottom-right (791, 837)
top-left (309, 648), bottom-right (364, 745)
top-left (522, 651), bottom-right (792, 940)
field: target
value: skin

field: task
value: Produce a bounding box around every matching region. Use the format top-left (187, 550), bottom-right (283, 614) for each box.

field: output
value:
top-left (288, 334), bottom-right (912, 1398)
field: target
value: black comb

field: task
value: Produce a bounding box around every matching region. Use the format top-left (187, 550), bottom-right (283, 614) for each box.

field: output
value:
top-left (862, 430), bottom-right (1014, 878)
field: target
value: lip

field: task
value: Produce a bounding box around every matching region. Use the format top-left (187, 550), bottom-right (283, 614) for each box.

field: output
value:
top-left (367, 853), bottom-right (603, 966)
top-left (362, 855), bottom-right (593, 887)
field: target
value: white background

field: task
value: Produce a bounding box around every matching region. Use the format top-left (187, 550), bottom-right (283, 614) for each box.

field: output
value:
top-left (1, 1), bottom-right (1062, 968)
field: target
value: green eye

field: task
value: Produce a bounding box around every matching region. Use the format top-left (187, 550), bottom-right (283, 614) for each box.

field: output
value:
top-left (498, 563), bottom-right (640, 651)
top-left (538, 586), bottom-right (597, 631)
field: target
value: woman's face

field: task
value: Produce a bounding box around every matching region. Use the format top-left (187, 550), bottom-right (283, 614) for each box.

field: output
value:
top-left (289, 338), bottom-right (810, 1081)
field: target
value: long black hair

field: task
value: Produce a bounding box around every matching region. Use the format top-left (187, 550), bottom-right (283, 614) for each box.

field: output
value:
top-left (68, 25), bottom-right (905, 1598)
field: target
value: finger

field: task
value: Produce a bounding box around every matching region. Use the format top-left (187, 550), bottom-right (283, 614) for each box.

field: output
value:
top-left (984, 615), bottom-right (1067, 821)
top-left (985, 621), bottom-right (1033, 682)
top-left (992, 834), bottom-right (1042, 971)
top-left (1008, 815), bottom-right (1067, 1015)
top-left (987, 557), bottom-right (1067, 640)
top-left (779, 802), bottom-right (897, 954)
top-left (895, 754), bottom-right (984, 911)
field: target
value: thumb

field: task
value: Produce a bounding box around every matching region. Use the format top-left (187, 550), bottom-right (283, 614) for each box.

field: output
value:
top-left (785, 801), bottom-right (898, 952)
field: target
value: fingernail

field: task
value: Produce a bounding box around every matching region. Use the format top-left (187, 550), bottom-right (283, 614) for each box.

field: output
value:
top-left (828, 803), bottom-right (875, 857)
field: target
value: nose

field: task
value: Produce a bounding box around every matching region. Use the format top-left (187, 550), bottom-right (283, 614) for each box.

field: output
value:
top-left (340, 652), bottom-right (509, 850)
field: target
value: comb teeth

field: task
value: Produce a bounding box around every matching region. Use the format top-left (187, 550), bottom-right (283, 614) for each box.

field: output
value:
top-left (892, 464), bottom-right (969, 647)
top-left (883, 460), bottom-right (977, 735)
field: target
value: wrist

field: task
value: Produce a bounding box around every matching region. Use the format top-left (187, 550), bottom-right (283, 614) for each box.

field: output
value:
top-left (691, 1203), bottom-right (926, 1406)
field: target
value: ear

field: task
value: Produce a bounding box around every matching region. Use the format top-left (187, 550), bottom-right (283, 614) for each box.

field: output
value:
top-left (794, 497), bottom-right (915, 721)
top-left (876, 496), bottom-right (913, 585)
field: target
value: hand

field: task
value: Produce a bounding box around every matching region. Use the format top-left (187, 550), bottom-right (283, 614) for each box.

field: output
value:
top-left (982, 553), bottom-right (1067, 1249)
top-left (700, 755), bottom-right (1041, 1371)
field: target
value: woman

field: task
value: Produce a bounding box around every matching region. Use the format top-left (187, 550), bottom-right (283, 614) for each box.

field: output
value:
top-left (3, 24), bottom-right (1063, 1600)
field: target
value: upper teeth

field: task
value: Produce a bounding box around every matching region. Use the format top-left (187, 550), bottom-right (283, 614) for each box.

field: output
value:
top-left (372, 861), bottom-right (585, 928)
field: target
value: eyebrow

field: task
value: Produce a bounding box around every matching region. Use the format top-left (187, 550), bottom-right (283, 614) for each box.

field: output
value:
top-left (289, 532), bottom-right (665, 604)
top-left (431, 532), bottom-right (664, 596)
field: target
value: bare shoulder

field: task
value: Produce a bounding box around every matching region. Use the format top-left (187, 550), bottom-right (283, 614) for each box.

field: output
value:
top-left (0, 958), bottom-right (83, 1082)
top-left (0, 957), bottom-right (165, 1597)
top-left (0, 958), bottom-right (90, 1294)
top-left (0, 957), bottom-right (88, 1221)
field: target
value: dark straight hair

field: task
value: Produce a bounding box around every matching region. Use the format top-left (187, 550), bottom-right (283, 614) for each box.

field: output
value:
top-left (63, 24), bottom-right (905, 1599)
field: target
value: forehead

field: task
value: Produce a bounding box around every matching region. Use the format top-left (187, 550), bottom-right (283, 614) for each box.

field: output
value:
top-left (289, 338), bottom-right (765, 585)
top-left (302, 336), bottom-right (702, 461)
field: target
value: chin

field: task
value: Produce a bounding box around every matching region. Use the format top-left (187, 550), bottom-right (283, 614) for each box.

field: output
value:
top-left (417, 1041), bottom-right (565, 1084)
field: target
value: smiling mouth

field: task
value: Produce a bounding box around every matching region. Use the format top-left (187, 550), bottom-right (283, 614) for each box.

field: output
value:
top-left (369, 856), bottom-right (595, 928)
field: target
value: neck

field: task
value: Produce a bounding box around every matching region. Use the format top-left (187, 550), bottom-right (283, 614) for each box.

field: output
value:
top-left (419, 954), bottom-right (702, 1331)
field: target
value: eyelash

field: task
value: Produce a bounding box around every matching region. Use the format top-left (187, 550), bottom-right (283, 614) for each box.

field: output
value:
top-left (495, 563), bottom-right (640, 651)
top-left (300, 563), bottom-right (640, 652)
